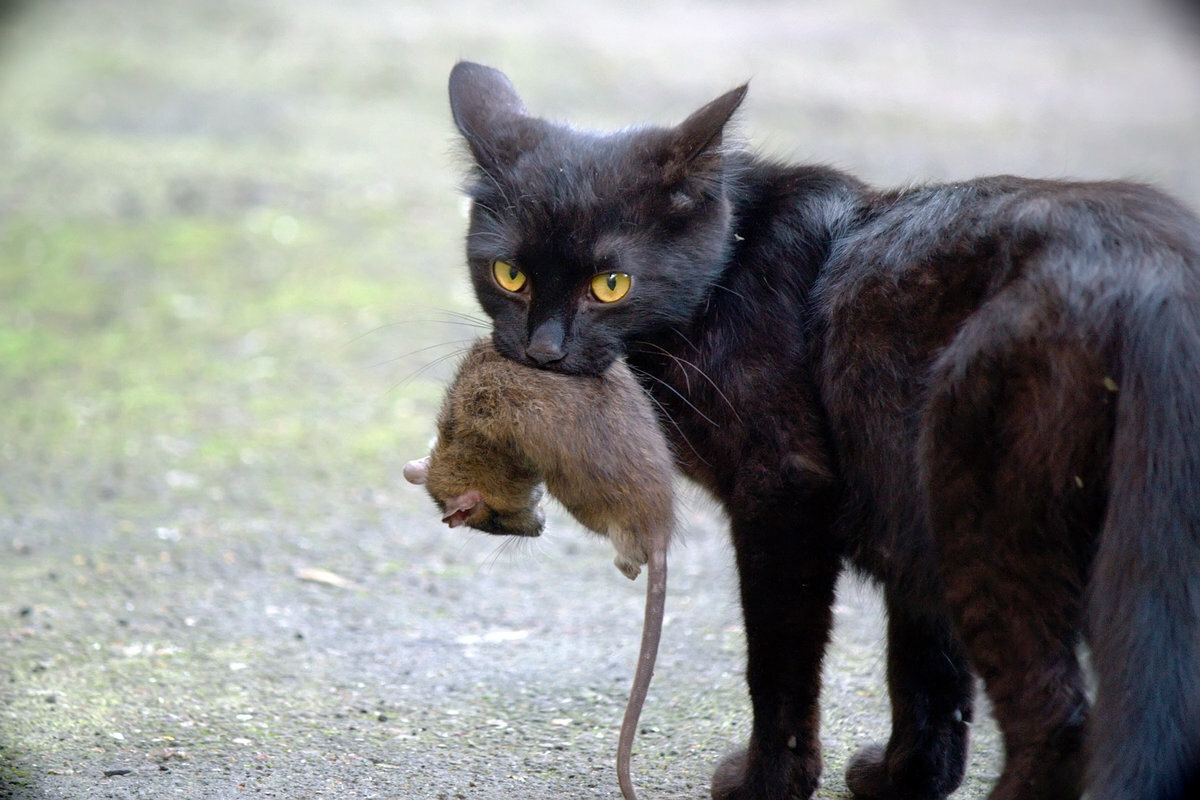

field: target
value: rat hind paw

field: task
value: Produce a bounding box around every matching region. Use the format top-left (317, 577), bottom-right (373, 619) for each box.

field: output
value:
top-left (614, 554), bottom-right (642, 580)
top-left (608, 525), bottom-right (648, 580)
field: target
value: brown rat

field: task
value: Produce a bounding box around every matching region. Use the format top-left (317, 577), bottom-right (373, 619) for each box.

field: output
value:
top-left (403, 338), bottom-right (673, 800)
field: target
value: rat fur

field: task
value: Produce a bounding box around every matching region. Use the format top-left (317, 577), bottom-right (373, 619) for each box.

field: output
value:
top-left (404, 337), bottom-right (673, 800)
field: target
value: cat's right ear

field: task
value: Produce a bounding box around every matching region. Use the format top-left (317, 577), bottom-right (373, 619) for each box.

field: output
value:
top-left (448, 61), bottom-right (528, 166)
top-left (661, 84), bottom-right (748, 183)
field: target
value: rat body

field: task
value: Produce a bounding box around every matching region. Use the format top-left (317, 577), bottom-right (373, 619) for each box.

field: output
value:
top-left (404, 338), bottom-right (673, 800)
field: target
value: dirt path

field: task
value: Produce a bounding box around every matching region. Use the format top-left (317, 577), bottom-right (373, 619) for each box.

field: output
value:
top-left (1, 1), bottom-right (1197, 798)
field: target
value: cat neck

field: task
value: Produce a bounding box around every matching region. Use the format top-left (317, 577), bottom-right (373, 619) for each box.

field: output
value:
top-left (625, 158), bottom-right (863, 494)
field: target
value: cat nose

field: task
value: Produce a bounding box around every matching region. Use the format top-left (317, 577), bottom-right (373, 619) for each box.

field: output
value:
top-left (526, 319), bottom-right (566, 365)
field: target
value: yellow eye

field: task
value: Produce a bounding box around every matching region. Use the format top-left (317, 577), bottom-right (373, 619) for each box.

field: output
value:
top-left (492, 260), bottom-right (527, 293)
top-left (590, 272), bottom-right (631, 303)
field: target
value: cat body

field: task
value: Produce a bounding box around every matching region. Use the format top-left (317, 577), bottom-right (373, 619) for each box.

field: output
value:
top-left (446, 61), bottom-right (1200, 800)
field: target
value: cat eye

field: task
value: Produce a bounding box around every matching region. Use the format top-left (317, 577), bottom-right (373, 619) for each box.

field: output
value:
top-left (492, 260), bottom-right (527, 293)
top-left (590, 272), bottom-right (632, 303)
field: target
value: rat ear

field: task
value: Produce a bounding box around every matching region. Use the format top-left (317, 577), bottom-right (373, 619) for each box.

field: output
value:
top-left (442, 489), bottom-right (484, 528)
top-left (448, 61), bottom-right (529, 166)
top-left (661, 84), bottom-right (747, 184)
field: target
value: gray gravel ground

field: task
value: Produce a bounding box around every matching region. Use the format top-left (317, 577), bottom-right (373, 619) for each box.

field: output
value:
top-left (1, 1), bottom-right (1198, 798)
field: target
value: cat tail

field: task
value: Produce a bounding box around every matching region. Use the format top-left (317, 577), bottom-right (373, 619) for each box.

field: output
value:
top-left (1087, 288), bottom-right (1200, 800)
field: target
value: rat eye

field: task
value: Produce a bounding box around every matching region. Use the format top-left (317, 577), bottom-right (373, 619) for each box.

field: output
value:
top-left (590, 272), bottom-right (631, 303)
top-left (492, 260), bottom-right (527, 293)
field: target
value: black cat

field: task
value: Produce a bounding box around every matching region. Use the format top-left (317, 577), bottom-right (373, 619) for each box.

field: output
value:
top-left (445, 60), bottom-right (1200, 800)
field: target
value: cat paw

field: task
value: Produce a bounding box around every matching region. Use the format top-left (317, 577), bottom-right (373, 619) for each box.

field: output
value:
top-left (845, 741), bottom-right (958, 800)
top-left (711, 745), bottom-right (820, 800)
top-left (844, 743), bottom-right (891, 799)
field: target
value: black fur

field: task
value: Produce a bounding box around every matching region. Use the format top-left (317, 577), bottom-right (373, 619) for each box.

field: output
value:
top-left (447, 61), bottom-right (1200, 800)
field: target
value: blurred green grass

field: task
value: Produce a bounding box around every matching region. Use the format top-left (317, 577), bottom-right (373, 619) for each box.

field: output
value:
top-left (0, 209), bottom-right (471, 521)
top-left (0, 1), bottom-right (486, 533)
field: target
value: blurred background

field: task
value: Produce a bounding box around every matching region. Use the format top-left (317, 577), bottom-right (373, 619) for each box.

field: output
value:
top-left (1, 1), bottom-right (1197, 798)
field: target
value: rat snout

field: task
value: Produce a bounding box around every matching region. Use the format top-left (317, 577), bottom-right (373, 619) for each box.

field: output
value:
top-left (403, 456), bottom-right (431, 485)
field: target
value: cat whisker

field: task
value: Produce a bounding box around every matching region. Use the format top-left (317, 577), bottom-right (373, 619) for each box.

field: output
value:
top-left (632, 364), bottom-right (719, 429)
top-left (628, 339), bottom-right (744, 425)
top-left (343, 307), bottom-right (490, 347)
top-left (372, 339), bottom-right (476, 370)
top-left (627, 364), bottom-right (714, 469)
top-left (633, 345), bottom-right (692, 394)
top-left (383, 343), bottom-right (474, 395)
top-left (342, 321), bottom-right (412, 346)
top-left (711, 283), bottom-right (749, 303)
top-left (472, 164), bottom-right (519, 214)
top-left (349, 319), bottom-right (488, 348)
top-left (640, 341), bottom-right (695, 395)
top-left (429, 308), bottom-right (491, 329)
top-left (467, 227), bottom-right (511, 251)
top-left (668, 327), bottom-right (704, 356)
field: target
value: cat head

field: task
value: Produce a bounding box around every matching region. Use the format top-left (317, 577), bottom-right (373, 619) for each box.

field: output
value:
top-left (448, 61), bottom-right (747, 376)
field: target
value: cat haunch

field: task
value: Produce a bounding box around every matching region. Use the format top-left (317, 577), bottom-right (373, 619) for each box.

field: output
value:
top-left (441, 60), bottom-right (1200, 800)
top-left (404, 337), bottom-right (673, 800)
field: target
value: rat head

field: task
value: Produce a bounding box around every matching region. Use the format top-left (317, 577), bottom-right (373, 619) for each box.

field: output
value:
top-left (403, 437), bottom-right (546, 538)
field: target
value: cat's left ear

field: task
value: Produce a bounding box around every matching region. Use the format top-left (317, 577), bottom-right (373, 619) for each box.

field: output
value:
top-left (448, 61), bottom-right (529, 166)
top-left (661, 84), bottom-right (748, 182)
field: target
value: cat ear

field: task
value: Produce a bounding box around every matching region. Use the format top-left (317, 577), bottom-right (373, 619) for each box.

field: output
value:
top-left (661, 84), bottom-right (748, 182)
top-left (448, 61), bottom-right (529, 166)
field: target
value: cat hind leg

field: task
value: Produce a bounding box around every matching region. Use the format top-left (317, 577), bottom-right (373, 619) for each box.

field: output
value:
top-left (919, 293), bottom-right (1110, 799)
top-left (844, 601), bottom-right (973, 800)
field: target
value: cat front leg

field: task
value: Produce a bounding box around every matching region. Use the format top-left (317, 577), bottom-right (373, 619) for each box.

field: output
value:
top-left (712, 514), bottom-right (840, 800)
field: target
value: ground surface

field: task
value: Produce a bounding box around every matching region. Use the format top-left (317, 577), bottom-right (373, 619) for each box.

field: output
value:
top-left (1, 1), bottom-right (1198, 798)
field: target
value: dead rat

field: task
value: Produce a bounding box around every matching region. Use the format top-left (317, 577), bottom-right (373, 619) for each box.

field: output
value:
top-left (403, 338), bottom-right (673, 800)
